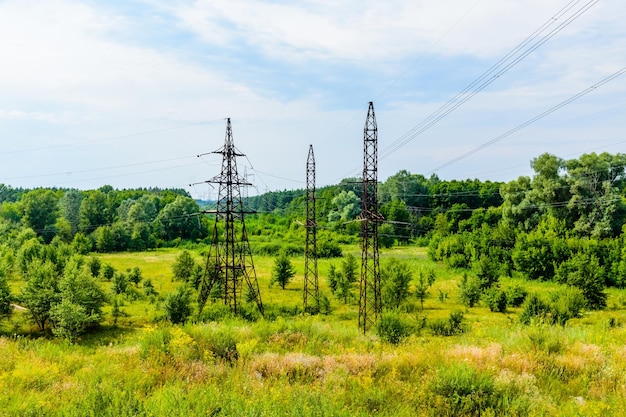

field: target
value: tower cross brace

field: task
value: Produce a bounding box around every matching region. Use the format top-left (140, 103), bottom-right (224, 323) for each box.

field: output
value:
top-left (359, 102), bottom-right (383, 332)
top-left (303, 144), bottom-right (319, 313)
top-left (198, 118), bottom-right (263, 316)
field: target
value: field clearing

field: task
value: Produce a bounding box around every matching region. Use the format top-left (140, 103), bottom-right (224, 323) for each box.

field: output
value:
top-left (2, 245), bottom-right (626, 416)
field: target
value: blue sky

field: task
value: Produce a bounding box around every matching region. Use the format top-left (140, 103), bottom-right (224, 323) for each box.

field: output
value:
top-left (0, 0), bottom-right (624, 199)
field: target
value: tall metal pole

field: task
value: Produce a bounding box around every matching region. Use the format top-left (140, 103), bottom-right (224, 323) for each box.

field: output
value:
top-left (198, 118), bottom-right (263, 316)
top-left (359, 102), bottom-right (382, 332)
top-left (303, 144), bottom-right (319, 313)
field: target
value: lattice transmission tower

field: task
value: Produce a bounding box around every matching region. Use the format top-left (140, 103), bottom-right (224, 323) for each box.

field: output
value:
top-left (359, 102), bottom-right (383, 332)
top-left (303, 144), bottom-right (319, 313)
top-left (198, 118), bottom-right (264, 316)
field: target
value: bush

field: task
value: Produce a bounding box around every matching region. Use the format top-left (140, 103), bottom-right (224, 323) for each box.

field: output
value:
top-left (429, 363), bottom-right (528, 415)
top-left (172, 250), bottom-right (196, 282)
top-left (519, 294), bottom-right (551, 325)
top-left (375, 312), bottom-right (410, 345)
top-left (430, 311), bottom-right (467, 336)
top-left (50, 299), bottom-right (90, 342)
top-left (163, 285), bottom-right (193, 324)
top-left (519, 290), bottom-right (584, 326)
top-left (458, 274), bottom-right (482, 308)
top-left (483, 287), bottom-right (507, 313)
top-left (505, 283), bottom-right (528, 307)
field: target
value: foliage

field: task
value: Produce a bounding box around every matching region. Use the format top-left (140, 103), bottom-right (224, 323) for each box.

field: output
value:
top-left (58, 255), bottom-right (106, 327)
top-left (112, 271), bottom-right (129, 295)
top-left (414, 268), bottom-right (436, 310)
top-left (270, 252), bottom-right (296, 290)
top-left (172, 250), bottom-right (196, 282)
top-left (555, 252), bottom-right (607, 310)
top-left (49, 299), bottom-right (91, 342)
top-left (127, 266), bottom-right (143, 285)
top-left (0, 266), bottom-right (12, 318)
top-left (482, 287), bottom-right (507, 313)
top-left (429, 311), bottom-right (467, 336)
top-left (375, 312), bottom-right (410, 344)
top-left (328, 253), bottom-right (358, 304)
top-left (519, 289), bottom-right (585, 326)
top-left (458, 274), bottom-right (482, 308)
top-left (164, 285), bottom-right (193, 324)
top-left (327, 191), bottom-right (361, 223)
top-left (101, 263), bottom-right (115, 281)
top-left (505, 283), bottom-right (528, 307)
top-left (381, 258), bottom-right (413, 310)
top-left (21, 259), bottom-right (60, 330)
top-left (154, 196), bottom-right (205, 241)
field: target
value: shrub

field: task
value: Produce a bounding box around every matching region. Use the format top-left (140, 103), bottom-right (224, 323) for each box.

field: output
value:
top-left (381, 258), bottom-right (413, 310)
top-left (88, 256), bottom-right (101, 278)
top-left (483, 287), bottom-right (507, 313)
top-left (458, 274), bottom-right (482, 308)
top-left (430, 311), bottom-right (467, 336)
top-left (519, 294), bottom-right (551, 325)
top-left (270, 252), bottom-right (296, 289)
top-left (375, 312), bottom-right (410, 345)
top-left (172, 250), bottom-right (196, 282)
top-left (505, 283), bottom-right (528, 307)
top-left (428, 363), bottom-right (528, 416)
top-left (50, 299), bottom-right (90, 342)
top-left (163, 285), bottom-right (193, 325)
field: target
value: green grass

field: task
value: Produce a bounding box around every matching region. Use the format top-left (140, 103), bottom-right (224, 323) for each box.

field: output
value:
top-left (3, 245), bottom-right (626, 416)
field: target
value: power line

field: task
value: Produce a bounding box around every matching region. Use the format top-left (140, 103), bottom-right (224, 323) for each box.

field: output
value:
top-left (380, 0), bottom-right (600, 161)
top-left (0, 118), bottom-right (226, 155)
top-left (429, 67), bottom-right (626, 174)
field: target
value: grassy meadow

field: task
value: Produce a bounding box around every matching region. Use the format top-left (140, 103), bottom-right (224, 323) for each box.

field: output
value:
top-left (2, 245), bottom-right (626, 416)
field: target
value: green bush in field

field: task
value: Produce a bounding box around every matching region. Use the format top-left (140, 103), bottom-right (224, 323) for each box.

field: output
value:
top-left (483, 287), bottom-right (508, 313)
top-left (50, 299), bottom-right (90, 342)
top-left (430, 311), bottom-right (467, 336)
top-left (381, 258), bottom-right (413, 310)
top-left (172, 250), bottom-right (196, 282)
top-left (88, 256), bottom-right (101, 278)
top-left (270, 252), bottom-right (296, 290)
top-left (0, 266), bottom-right (12, 319)
top-left (458, 273), bottom-right (482, 308)
top-left (429, 363), bottom-right (529, 416)
top-left (375, 312), bottom-right (410, 345)
top-left (505, 283), bottom-right (528, 307)
top-left (519, 288), bottom-right (585, 326)
top-left (164, 285), bottom-right (193, 325)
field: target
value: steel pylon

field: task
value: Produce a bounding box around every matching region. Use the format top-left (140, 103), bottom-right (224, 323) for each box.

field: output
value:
top-left (303, 144), bottom-right (319, 313)
top-left (359, 102), bottom-right (383, 332)
top-left (198, 118), bottom-right (263, 316)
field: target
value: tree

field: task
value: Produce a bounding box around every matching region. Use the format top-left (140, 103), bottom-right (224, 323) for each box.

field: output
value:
top-left (155, 196), bottom-right (204, 241)
top-left (271, 252), bottom-right (296, 290)
top-left (0, 266), bottom-right (12, 319)
top-left (21, 259), bottom-right (60, 330)
top-left (164, 285), bottom-right (193, 324)
top-left (556, 252), bottom-right (607, 310)
top-left (414, 267), bottom-right (436, 310)
top-left (58, 189), bottom-right (83, 240)
top-left (50, 300), bottom-right (90, 342)
top-left (172, 250), bottom-right (196, 282)
top-left (381, 258), bottom-right (414, 310)
top-left (20, 189), bottom-right (59, 242)
top-left (327, 191), bottom-right (361, 223)
top-left (79, 190), bottom-right (109, 234)
top-left (328, 253), bottom-right (358, 304)
top-left (57, 255), bottom-right (106, 327)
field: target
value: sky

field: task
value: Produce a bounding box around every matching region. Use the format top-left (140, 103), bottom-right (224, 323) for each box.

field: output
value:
top-left (0, 0), bottom-right (625, 200)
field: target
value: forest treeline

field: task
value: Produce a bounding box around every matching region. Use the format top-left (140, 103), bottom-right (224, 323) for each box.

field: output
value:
top-left (2, 151), bottom-right (626, 335)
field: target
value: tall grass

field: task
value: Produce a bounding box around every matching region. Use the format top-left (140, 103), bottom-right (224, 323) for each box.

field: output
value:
top-left (2, 245), bottom-right (626, 415)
